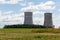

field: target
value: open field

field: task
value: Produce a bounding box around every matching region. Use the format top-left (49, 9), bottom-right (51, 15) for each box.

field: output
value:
top-left (0, 28), bottom-right (60, 40)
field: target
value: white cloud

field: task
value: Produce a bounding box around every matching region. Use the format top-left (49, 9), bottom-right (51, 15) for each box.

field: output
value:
top-left (0, 0), bottom-right (23, 4)
top-left (2, 12), bottom-right (24, 22)
top-left (33, 11), bottom-right (44, 25)
top-left (20, 1), bottom-right (55, 12)
top-left (0, 11), bottom-right (24, 28)
top-left (52, 13), bottom-right (60, 28)
top-left (58, 9), bottom-right (60, 11)
top-left (27, 2), bottom-right (34, 6)
top-left (3, 11), bottom-right (13, 14)
top-left (0, 11), bottom-right (2, 16)
top-left (33, 11), bottom-right (45, 15)
top-left (20, 3), bottom-right (26, 6)
top-left (33, 17), bottom-right (44, 25)
top-left (44, 1), bottom-right (55, 5)
top-left (20, 2), bottom-right (34, 7)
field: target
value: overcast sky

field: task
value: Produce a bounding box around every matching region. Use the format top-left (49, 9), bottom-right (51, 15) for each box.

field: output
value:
top-left (0, 0), bottom-right (60, 28)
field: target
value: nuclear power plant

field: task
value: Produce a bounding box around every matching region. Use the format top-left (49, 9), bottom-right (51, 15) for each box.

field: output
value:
top-left (24, 12), bottom-right (33, 25)
top-left (4, 12), bottom-right (54, 28)
top-left (24, 12), bottom-right (54, 28)
top-left (44, 13), bottom-right (53, 28)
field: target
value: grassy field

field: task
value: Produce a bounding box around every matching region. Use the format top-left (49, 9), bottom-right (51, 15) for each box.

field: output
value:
top-left (0, 28), bottom-right (60, 40)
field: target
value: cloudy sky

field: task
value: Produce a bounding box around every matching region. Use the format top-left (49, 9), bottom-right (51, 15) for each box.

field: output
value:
top-left (0, 0), bottom-right (60, 28)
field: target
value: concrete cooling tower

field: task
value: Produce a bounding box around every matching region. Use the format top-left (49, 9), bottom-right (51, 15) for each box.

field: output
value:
top-left (44, 13), bottom-right (53, 28)
top-left (24, 12), bottom-right (33, 25)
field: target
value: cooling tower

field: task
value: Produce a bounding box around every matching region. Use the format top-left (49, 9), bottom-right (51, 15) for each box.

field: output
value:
top-left (24, 12), bottom-right (33, 25)
top-left (44, 13), bottom-right (53, 28)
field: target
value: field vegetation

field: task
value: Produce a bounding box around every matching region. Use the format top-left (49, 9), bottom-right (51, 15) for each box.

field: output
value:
top-left (0, 28), bottom-right (60, 40)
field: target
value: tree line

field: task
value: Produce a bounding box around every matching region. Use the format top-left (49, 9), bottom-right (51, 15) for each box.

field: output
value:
top-left (4, 24), bottom-right (47, 28)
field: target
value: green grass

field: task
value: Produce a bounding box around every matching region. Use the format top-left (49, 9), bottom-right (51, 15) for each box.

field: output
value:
top-left (0, 28), bottom-right (60, 40)
top-left (31, 28), bottom-right (60, 33)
